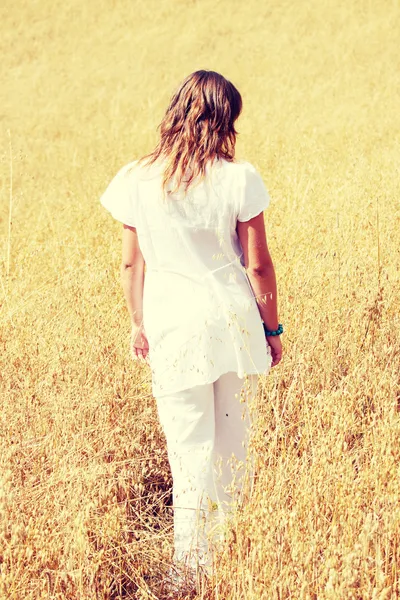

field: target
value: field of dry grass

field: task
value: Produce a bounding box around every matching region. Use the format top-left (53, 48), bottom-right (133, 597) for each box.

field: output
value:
top-left (1, 0), bottom-right (400, 598)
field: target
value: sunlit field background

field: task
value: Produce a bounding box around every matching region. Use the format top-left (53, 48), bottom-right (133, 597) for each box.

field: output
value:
top-left (1, 0), bottom-right (399, 598)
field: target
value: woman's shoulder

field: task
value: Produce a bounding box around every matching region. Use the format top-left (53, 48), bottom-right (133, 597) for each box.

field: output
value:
top-left (125, 158), bottom-right (166, 182)
top-left (110, 159), bottom-right (164, 188)
top-left (234, 159), bottom-right (260, 172)
top-left (115, 160), bottom-right (140, 179)
top-left (220, 159), bottom-right (263, 188)
top-left (221, 158), bottom-right (260, 175)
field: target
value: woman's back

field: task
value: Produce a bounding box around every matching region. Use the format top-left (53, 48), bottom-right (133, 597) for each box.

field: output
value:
top-left (100, 156), bottom-right (272, 396)
top-left (101, 157), bottom-right (269, 275)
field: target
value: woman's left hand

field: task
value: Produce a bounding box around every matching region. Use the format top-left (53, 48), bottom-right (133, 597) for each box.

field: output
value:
top-left (130, 324), bottom-right (150, 364)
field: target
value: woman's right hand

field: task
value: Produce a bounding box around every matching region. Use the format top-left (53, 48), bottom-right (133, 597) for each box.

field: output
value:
top-left (267, 335), bottom-right (282, 367)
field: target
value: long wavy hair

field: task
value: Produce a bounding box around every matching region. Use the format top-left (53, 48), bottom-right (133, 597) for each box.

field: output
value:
top-left (139, 70), bottom-right (242, 194)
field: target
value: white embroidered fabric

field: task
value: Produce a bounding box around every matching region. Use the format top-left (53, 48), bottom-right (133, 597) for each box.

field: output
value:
top-left (100, 158), bottom-right (272, 396)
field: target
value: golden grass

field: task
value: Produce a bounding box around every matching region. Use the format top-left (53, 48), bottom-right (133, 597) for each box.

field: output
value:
top-left (1, 0), bottom-right (400, 597)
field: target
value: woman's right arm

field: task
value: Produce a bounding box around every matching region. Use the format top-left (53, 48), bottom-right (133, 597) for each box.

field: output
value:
top-left (237, 212), bottom-right (282, 367)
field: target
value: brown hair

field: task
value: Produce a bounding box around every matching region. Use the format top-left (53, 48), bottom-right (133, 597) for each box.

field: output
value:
top-left (139, 70), bottom-right (242, 194)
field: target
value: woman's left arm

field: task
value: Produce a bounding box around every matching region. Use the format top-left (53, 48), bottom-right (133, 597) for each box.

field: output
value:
top-left (120, 224), bottom-right (149, 362)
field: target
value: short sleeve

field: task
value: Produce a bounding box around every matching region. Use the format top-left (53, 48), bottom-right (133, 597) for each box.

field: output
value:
top-left (99, 162), bottom-right (137, 227)
top-left (237, 162), bottom-right (270, 222)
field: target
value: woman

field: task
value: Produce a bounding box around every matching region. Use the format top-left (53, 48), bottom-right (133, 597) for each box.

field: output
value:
top-left (100, 70), bottom-right (282, 577)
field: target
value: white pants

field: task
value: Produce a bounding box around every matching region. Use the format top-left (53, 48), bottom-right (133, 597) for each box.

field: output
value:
top-left (155, 372), bottom-right (258, 569)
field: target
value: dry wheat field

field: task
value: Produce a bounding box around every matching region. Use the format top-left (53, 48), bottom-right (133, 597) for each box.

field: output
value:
top-left (1, 0), bottom-right (399, 598)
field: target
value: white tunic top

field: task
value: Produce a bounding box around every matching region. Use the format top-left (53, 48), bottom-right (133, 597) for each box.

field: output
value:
top-left (100, 158), bottom-right (272, 397)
